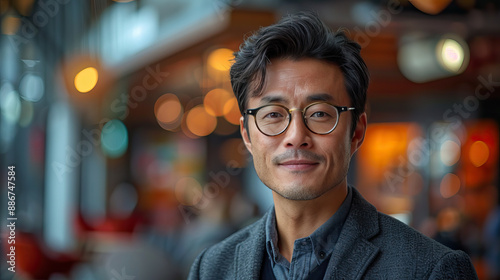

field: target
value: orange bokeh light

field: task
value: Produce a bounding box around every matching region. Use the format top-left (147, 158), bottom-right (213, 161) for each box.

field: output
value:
top-left (154, 93), bottom-right (183, 131)
top-left (223, 97), bottom-right (241, 125)
top-left (207, 48), bottom-right (234, 71)
top-left (204, 88), bottom-right (233, 117)
top-left (440, 173), bottom-right (461, 198)
top-left (469, 140), bottom-right (489, 167)
top-left (186, 105), bottom-right (217, 137)
top-left (74, 67), bottom-right (99, 93)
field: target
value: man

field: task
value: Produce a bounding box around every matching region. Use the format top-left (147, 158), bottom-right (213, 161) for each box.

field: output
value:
top-left (189, 12), bottom-right (478, 279)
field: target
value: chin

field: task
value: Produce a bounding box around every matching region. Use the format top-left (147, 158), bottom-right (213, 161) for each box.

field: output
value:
top-left (271, 183), bottom-right (328, 201)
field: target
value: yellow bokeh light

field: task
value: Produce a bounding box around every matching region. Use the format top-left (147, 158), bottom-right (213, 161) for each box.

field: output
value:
top-left (440, 173), bottom-right (461, 199)
top-left (204, 88), bottom-right (233, 117)
top-left (439, 38), bottom-right (466, 73)
top-left (440, 140), bottom-right (461, 166)
top-left (207, 48), bottom-right (234, 71)
top-left (154, 93), bottom-right (183, 127)
top-left (175, 177), bottom-right (203, 206)
top-left (223, 97), bottom-right (242, 125)
top-left (469, 140), bottom-right (489, 167)
top-left (186, 105), bottom-right (217, 137)
top-left (74, 67), bottom-right (98, 93)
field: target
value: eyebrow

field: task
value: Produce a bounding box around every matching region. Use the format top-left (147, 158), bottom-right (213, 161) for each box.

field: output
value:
top-left (257, 93), bottom-right (334, 106)
top-left (260, 95), bottom-right (288, 105)
top-left (306, 93), bottom-right (334, 103)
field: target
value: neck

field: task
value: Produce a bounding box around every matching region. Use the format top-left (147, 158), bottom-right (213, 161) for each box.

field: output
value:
top-left (273, 183), bottom-right (348, 262)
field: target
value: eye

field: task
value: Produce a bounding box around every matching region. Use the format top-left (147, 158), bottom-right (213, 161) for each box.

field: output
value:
top-left (264, 111), bottom-right (284, 119)
top-left (310, 111), bottom-right (331, 118)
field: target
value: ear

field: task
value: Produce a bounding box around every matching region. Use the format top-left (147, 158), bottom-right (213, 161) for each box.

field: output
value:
top-left (350, 112), bottom-right (367, 156)
top-left (240, 116), bottom-right (253, 156)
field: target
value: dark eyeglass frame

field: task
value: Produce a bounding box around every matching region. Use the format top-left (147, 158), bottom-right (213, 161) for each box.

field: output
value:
top-left (245, 102), bottom-right (355, 136)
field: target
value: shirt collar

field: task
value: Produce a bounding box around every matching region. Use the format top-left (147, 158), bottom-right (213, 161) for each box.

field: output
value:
top-left (265, 186), bottom-right (353, 266)
top-left (265, 206), bottom-right (281, 265)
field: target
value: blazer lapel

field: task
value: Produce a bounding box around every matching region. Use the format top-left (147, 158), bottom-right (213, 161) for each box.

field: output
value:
top-left (325, 187), bottom-right (381, 280)
top-left (235, 212), bottom-right (268, 279)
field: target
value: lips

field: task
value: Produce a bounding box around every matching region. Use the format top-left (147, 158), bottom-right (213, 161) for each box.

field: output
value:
top-left (278, 159), bottom-right (319, 171)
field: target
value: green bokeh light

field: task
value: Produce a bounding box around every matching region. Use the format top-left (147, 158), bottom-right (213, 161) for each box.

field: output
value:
top-left (101, 119), bottom-right (128, 158)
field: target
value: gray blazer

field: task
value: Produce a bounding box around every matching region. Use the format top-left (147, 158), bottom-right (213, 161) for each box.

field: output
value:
top-left (188, 188), bottom-right (478, 279)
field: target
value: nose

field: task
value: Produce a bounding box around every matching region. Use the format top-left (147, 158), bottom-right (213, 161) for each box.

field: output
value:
top-left (283, 111), bottom-right (312, 148)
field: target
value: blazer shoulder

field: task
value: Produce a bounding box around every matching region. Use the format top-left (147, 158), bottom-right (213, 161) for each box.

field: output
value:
top-left (376, 212), bottom-right (452, 255)
top-left (374, 212), bottom-right (477, 278)
top-left (188, 213), bottom-right (268, 279)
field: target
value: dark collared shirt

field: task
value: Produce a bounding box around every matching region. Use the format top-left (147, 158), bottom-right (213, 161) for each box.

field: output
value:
top-left (264, 186), bottom-right (353, 279)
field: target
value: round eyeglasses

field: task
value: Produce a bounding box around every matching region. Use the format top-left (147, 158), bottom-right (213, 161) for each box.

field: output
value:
top-left (245, 102), bottom-right (355, 136)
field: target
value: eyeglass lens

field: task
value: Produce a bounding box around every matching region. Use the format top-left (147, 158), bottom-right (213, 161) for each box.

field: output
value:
top-left (254, 103), bottom-right (339, 135)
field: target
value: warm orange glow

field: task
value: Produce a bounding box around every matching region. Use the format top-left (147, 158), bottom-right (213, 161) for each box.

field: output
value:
top-left (359, 123), bottom-right (415, 180)
top-left (440, 173), bottom-right (461, 198)
top-left (15, 0), bottom-right (34, 16)
top-left (175, 177), bottom-right (202, 206)
top-left (204, 88), bottom-right (233, 117)
top-left (440, 140), bottom-right (461, 166)
top-left (223, 97), bottom-right (242, 125)
top-left (154, 94), bottom-right (183, 131)
top-left (409, 0), bottom-right (452, 15)
top-left (462, 121), bottom-right (498, 188)
top-left (1, 15), bottom-right (20, 35)
top-left (186, 105), bottom-right (217, 137)
top-left (207, 48), bottom-right (234, 71)
top-left (74, 67), bottom-right (98, 93)
top-left (356, 123), bottom-right (423, 211)
top-left (469, 140), bottom-right (489, 167)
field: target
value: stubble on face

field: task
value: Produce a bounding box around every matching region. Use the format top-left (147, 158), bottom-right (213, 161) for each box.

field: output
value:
top-left (243, 58), bottom-right (355, 203)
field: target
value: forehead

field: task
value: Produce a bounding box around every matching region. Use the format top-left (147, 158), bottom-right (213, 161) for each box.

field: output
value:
top-left (250, 58), bottom-right (348, 106)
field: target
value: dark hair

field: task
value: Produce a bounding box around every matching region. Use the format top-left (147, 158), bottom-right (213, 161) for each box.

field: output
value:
top-left (230, 11), bottom-right (369, 135)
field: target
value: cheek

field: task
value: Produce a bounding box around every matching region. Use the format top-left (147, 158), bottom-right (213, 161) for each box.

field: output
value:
top-left (323, 134), bottom-right (352, 165)
top-left (249, 132), bottom-right (271, 164)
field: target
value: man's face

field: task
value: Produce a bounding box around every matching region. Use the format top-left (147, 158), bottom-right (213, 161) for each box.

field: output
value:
top-left (240, 58), bottom-right (366, 201)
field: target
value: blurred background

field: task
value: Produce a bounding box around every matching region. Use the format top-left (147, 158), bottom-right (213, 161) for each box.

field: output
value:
top-left (0, 0), bottom-right (499, 279)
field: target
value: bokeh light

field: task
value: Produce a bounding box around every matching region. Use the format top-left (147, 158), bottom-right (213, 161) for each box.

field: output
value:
top-left (440, 140), bottom-right (461, 166)
top-left (439, 38), bottom-right (465, 72)
top-left (440, 173), bottom-right (461, 198)
top-left (101, 119), bottom-right (128, 158)
top-left (186, 105), bottom-right (217, 137)
top-left (74, 67), bottom-right (99, 93)
top-left (398, 34), bottom-right (469, 83)
top-left (469, 140), bottom-right (489, 167)
top-left (207, 48), bottom-right (234, 71)
top-left (409, 0), bottom-right (452, 15)
top-left (223, 97), bottom-right (241, 125)
top-left (154, 93), bottom-right (183, 131)
top-left (1, 15), bottom-right (20, 35)
top-left (175, 177), bottom-right (203, 206)
top-left (19, 73), bottom-right (44, 102)
top-left (0, 83), bottom-right (21, 124)
top-left (204, 88), bottom-right (233, 117)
